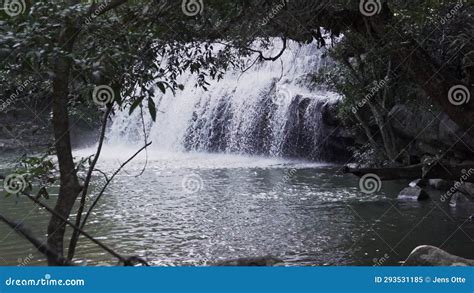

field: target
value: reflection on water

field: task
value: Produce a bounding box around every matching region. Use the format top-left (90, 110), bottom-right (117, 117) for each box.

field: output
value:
top-left (1, 149), bottom-right (473, 266)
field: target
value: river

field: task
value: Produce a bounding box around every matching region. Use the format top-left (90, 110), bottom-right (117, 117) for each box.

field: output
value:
top-left (1, 148), bottom-right (473, 266)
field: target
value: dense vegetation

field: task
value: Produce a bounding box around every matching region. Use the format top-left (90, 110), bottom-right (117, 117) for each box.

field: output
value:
top-left (0, 0), bottom-right (472, 265)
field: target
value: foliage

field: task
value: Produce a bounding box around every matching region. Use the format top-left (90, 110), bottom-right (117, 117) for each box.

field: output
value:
top-left (3, 149), bottom-right (56, 198)
top-left (311, 0), bottom-right (473, 163)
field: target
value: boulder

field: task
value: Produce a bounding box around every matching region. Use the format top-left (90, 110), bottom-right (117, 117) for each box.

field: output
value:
top-left (388, 105), bottom-right (474, 160)
top-left (416, 141), bottom-right (440, 156)
top-left (409, 179), bottom-right (428, 188)
top-left (214, 256), bottom-right (283, 266)
top-left (321, 100), bottom-right (340, 126)
top-left (398, 186), bottom-right (430, 201)
top-left (389, 105), bottom-right (439, 142)
top-left (428, 179), bottom-right (453, 191)
top-left (449, 192), bottom-right (474, 207)
top-left (458, 182), bottom-right (474, 197)
top-left (404, 245), bottom-right (474, 266)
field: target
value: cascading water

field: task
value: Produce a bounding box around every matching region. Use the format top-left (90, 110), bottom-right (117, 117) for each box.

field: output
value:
top-left (107, 40), bottom-right (342, 160)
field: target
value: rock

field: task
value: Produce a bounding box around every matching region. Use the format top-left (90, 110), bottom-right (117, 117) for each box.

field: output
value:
top-left (389, 105), bottom-right (439, 143)
top-left (214, 256), bottom-right (283, 266)
top-left (321, 100), bottom-right (340, 126)
top-left (409, 179), bottom-right (428, 188)
top-left (404, 245), bottom-right (474, 266)
top-left (398, 186), bottom-right (430, 201)
top-left (281, 97), bottom-right (354, 162)
top-left (388, 105), bottom-right (474, 161)
top-left (416, 141), bottom-right (441, 156)
top-left (458, 182), bottom-right (474, 197)
top-left (449, 192), bottom-right (473, 207)
top-left (428, 179), bottom-right (453, 191)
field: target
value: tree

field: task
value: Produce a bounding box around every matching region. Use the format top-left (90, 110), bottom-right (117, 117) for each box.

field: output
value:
top-left (1, 0), bottom-right (241, 265)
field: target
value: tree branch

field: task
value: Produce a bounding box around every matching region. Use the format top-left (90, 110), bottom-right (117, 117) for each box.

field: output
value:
top-left (80, 142), bottom-right (152, 232)
top-left (22, 192), bottom-right (130, 264)
top-left (245, 37), bottom-right (287, 61)
top-left (68, 105), bottom-right (112, 261)
top-left (0, 213), bottom-right (73, 266)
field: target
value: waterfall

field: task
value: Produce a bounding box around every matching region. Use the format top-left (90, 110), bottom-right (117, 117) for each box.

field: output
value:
top-left (107, 40), bottom-right (341, 160)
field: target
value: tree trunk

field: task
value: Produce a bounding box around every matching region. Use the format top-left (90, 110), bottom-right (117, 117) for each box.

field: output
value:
top-left (343, 163), bottom-right (474, 183)
top-left (367, 100), bottom-right (398, 161)
top-left (47, 16), bottom-right (81, 266)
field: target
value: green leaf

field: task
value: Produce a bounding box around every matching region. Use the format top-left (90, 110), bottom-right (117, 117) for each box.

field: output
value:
top-left (129, 96), bottom-right (145, 115)
top-left (148, 98), bottom-right (157, 122)
top-left (37, 186), bottom-right (49, 199)
top-left (157, 82), bottom-right (166, 94)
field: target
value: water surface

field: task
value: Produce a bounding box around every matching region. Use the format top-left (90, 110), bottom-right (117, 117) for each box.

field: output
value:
top-left (1, 149), bottom-right (473, 266)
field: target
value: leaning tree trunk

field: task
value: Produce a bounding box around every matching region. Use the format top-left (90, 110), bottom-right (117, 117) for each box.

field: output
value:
top-left (47, 14), bottom-right (82, 266)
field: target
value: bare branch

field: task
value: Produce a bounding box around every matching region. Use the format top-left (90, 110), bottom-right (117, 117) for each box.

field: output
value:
top-left (68, 105), bottom-right (112, 260)
top-left (0, 213), bottom-right (73, 266)
top-left (245, 37), bottom-right (287, 61)
top-left (80, 142), bottom-right (153, 232)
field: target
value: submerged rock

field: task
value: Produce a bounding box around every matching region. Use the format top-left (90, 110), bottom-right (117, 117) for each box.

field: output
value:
top-left (404, 245), bottom-right (474, 266)
top-left (398, 186), bottom-right (430, 201)
top-left (214, 256), bottom-right (283, 266)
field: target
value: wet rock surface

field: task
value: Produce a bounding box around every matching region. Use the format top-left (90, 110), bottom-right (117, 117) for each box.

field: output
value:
top-left (398, 186), bottom-right (430, 201)
top-left (389, 105), bottom-right (474, 162)
top-left (404, 245), bottom-right (474, 266)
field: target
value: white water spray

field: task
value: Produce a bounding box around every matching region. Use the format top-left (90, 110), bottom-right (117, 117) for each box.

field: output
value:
top-left (107, 40), bottom-right (339, 159)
